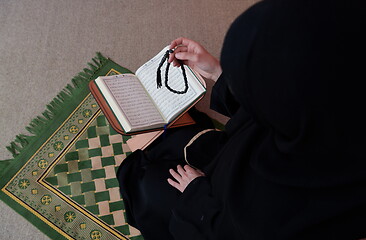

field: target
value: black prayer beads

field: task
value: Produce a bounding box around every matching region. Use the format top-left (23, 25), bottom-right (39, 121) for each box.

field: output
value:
top-left (156, 49), bottom-right (189, 94)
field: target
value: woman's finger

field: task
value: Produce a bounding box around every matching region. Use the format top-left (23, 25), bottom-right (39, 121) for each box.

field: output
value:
top-left (184, 165), bottom-right (205, 177)
top-left (168, 46), bottom-right (188, 65)
top-left (169, 168), bottom-right (182, 182)
top-left (175, 52), bottom-right (198, 63)
top-left (173, 45), bottom-right (188, 52)
top-left (169, 37), bottom-right (189, 49)
top-left (169, 38), bottom-right (183, 50)
top-left (169, 46), bottom-right (188, 67)
top-left (177, 165), bottom-right (188, 178)
top-left (170, 37), bottom-right (201, 50)
top-left (183, 164), bottom-right (194, 173)
top-left (167, 178), bottom-right (183, 192)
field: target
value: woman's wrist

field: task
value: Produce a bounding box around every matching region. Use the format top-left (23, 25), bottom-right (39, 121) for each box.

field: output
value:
top-left (211, 61), bottom-right (222, 82)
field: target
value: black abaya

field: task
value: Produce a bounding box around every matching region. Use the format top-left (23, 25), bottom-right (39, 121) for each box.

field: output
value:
top-left (118, 0), bottom-right (366, 239)
top-left (117, 110), bottom-right (217, 239)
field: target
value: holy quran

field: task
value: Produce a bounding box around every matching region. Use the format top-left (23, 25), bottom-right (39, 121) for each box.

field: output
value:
top-left (90, 47), bottom-right (206, 134)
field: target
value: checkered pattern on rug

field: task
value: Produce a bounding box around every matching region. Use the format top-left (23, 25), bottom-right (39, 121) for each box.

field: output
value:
top-left (45, 114), bottom-right (142, 239)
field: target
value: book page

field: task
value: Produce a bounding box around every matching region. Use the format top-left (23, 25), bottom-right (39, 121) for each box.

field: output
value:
top-left (136, 47), bottom-right (204, 122)
top-left (101, 74), bottom-right (164, 129)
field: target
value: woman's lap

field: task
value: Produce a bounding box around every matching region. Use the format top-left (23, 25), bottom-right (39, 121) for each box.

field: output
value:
top-left (117, 109), bottom-right (214, 239)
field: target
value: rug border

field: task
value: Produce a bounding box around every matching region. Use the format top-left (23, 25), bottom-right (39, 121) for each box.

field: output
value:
top-left (0, 57), bottom-right (133, 240)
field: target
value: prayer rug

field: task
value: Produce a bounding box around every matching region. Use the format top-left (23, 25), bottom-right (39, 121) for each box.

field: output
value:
top-left (0, 54), bottom-right (144, 240)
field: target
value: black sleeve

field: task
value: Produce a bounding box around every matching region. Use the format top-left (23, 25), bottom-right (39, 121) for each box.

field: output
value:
top-left (210, 73), bottom-right (240, 118)
top-left (169, 177), bottom-right (222, 240)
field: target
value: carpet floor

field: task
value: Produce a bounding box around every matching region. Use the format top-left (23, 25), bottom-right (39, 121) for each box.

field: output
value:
top-left (0, 0), bottom-right (258, 239)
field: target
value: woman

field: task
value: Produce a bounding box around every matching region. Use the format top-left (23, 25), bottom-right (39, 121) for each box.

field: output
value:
top-left (118, 0), bottom-right (366, 239)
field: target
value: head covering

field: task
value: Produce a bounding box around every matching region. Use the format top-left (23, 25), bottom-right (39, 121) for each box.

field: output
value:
top-left (217, 0), bottom-right (366, 188)
top-left (169, 1), bottom-right (366, 239)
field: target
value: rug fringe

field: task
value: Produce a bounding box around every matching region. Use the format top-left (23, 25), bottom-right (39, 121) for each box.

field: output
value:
top-left (6, 52), bottom-right (108, 158)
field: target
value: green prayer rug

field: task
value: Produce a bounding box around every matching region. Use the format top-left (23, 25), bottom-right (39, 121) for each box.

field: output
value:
top-left (0, 54), bottom-right (144, 240)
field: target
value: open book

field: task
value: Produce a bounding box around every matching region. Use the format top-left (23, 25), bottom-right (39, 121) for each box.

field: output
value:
top-left (90, 47), bottom-right (206, 134)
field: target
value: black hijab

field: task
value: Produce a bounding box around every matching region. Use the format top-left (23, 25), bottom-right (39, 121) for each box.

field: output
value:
top-left (171, 0), bottom-right (366, 239)
top-left (218, 0), bottom-right (366, 188)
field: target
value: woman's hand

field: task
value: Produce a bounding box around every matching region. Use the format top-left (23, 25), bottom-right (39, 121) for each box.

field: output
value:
top-left (168, 165), bottom-right (205, 192)
top-left (169, 37), bottom-right (222, 82)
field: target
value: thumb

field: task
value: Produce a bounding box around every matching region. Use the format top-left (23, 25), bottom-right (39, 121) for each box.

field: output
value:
top-left (175, 52), bottom-right (198, 62)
